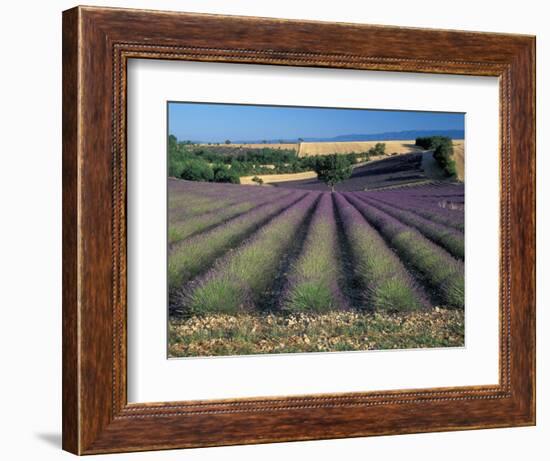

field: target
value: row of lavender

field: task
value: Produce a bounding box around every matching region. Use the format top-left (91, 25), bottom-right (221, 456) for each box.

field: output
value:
top-left (168, 180), bottom-right (465, 316)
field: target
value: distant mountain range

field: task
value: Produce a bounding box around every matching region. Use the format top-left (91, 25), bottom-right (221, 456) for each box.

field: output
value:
top-left (232, 129), bottom-right (464, 144)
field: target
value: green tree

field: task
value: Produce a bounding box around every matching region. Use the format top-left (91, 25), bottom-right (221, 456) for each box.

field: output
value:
top-left (415, 136), bottom-right (449, 150)
top-left (313, 155), bottom-right (353, 192)
top-left (168, 134), bottom-right (178, 150)
top-left (229, 159), bottom-right (245, 175)
top-left (415, 136), bottom-right (456, 178)
top-left (212, 164), bottom-right (240, 184)
top-left (433, 138), bottom-right (457, 177)
top-left (225, 139), bottom-right (231, 145)
top-left (179, 159), bottom-right (214, 182)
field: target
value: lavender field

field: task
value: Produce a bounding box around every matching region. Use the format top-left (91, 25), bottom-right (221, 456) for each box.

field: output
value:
top-left (168, 178), bottom-right (465, 357)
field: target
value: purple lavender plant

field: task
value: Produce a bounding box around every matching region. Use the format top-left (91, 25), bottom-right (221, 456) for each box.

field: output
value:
top-left (180, 193), bottom-right (319, 315)
top-left (343, 193), bottom-right (464, 309)
top-left (353, 193), bottom-right (464, 259)
top-left (334, 193), bottom-right (428, 312)
top-left (281, 193), bottom-right (349, 313)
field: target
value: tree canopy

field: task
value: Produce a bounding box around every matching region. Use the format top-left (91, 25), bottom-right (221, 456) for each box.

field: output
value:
top-left (415, 136), bottom-right (456, 178)
top-left (313, 154), bottom-right (353, 192)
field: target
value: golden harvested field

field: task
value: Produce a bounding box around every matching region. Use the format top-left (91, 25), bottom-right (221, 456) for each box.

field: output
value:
top-left (452, 140), bottom-right (465, 181)
top-left (211, 143), bottom-right (299, 150)
top-left (240, 170), bottom-right (317, 185)
top-left (297, 140), bottom-right (422, 157)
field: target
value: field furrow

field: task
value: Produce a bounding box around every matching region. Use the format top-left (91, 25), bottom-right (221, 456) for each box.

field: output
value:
top-left (365, 194), bottom-right (464, 232)
top-left (180, 193), bottom-right (319, 316)
top-left (335, 193), bottom-right (427, 312)
top-left (353, 193), bottom-right (464, 260)
top-left (281, 193), bottom-right (349, 313)
top-left (168, 192), bottom-right (254, 220)
top-left (343, 193), bottom-right (464, 308)
top-left (169, 183), bottom-right (283, 220)
top-left (168, 191), bottom-right (307, 294)
top-left (168, 190), bottom-right (294, 244)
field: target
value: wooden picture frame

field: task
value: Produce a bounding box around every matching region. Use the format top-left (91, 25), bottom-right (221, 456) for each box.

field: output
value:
top-left (62, 5), bottom-right (536, 455)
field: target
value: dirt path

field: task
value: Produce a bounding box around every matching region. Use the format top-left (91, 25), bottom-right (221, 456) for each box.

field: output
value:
top-left (421, 152), bottom-right (448, 180)
top-left (420, 140), bottom-right (465, 181)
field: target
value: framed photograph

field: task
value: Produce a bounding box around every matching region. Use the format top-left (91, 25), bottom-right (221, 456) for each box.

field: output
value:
top-left (62, 6), bottom-right (535, 455)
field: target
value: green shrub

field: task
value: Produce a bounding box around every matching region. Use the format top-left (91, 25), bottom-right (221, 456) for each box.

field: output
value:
top-left (415, 137), bottom-right (433, 149)
top-left (180, 159), bottom-right (214, 182)
top-left (443, 158), bottom-right (457, 177)
top-left (212, 164), bottom-right (240, 184)
top-left (415, 136), bottom-right (456, 178)
top-left (432, 138), bottom-right (456, 177)
top-left (168, 160), bottom-right (185, 177)
top-left (370, 142), bottom-right (386, 156)
top-left (415, 136), bottom-right (448, 150)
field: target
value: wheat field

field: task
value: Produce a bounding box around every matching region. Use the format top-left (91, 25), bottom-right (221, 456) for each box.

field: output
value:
top-left (452, 140), bottom-right (465, 181)
top-left (297, 140), bottom-right (423, 157)
top-left (211, 143), bottom-right (299, 150)
top-left (240, 171), bottom-right (318, 185)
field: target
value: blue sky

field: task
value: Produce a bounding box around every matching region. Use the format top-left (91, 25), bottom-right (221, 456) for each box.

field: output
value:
top-left (168, 102), bottom-right (464, 143)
